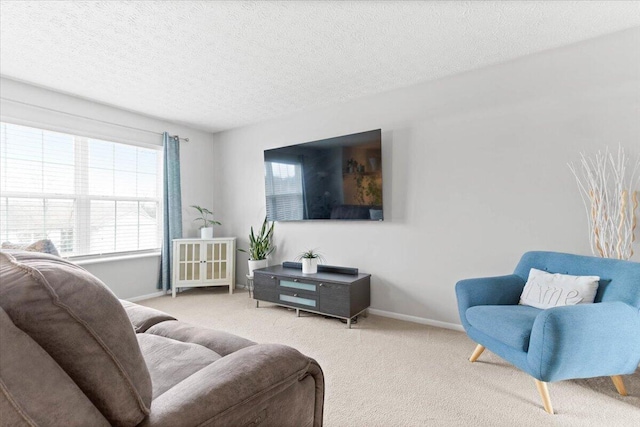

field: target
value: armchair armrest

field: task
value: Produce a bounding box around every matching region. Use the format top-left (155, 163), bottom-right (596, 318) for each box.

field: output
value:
top-left (141, 343), bottom-right (324, 427)
top-left (527, 302), bottom-right (640, 382)
top-left (455, 274), bottom-right (526, 329)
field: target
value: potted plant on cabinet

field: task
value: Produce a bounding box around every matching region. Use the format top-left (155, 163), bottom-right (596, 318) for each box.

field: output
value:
top-left (191, 205), bottom-right (221, 238)
top-left (295, 249), bottom-right (326, 274)
top-left (239, 217), bottom-right (275, 276)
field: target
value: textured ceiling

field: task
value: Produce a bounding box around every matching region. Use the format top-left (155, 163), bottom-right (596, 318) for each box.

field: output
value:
top-left (1, 1), bottom-right (639, 133)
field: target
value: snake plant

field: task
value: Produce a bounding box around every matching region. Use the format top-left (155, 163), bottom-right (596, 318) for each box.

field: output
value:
top-left (238, 217), bottom-right (275, 260)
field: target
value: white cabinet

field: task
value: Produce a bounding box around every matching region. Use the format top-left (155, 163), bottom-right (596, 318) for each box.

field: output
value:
top-left (172, 238), bottom-right (236, 297)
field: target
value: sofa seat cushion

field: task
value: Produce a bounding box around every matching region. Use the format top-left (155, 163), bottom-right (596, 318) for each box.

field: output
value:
top-left (0, 251), bottom-right (152, 426)
top-left (0, 307), bottom-right (110, 427)
top-left (137, 334), bottom-right (222, 399)
top-left (120, 300), bottom-right (176, 333)
top-left (466, 305), bottom-right (541, 352)
top-left (146, 320), bottom-right (256, 357)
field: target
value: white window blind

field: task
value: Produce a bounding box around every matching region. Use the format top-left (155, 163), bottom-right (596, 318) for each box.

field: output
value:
top-left (0, 122), bottom-right (162, 257)
top-left (265, 161), bottom-right (304, 220)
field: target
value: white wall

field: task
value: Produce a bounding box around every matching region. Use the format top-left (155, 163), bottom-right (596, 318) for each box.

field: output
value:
top-left (0, 77), bottom-right (215, 299)
top-left (213, 28), bottom-right (640, 327)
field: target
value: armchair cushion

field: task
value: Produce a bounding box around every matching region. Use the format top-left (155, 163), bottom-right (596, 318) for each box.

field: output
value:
top-left (455, 274), bottom-right (526, 330)
top-left (466, 305), bottom-right (541, 352)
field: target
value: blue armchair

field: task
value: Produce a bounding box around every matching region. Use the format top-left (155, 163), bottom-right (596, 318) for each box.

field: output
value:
top-left (456, 251), bottom-right (640, 414)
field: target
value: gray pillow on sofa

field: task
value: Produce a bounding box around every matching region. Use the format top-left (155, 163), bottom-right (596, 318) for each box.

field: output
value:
top-left (1, 239), bottom-right (60, 256)
top-left (0, 251), bottom-right (152, 426)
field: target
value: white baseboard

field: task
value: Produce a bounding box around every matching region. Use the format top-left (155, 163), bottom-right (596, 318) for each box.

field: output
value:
top-left (124, 289), bottom-right (464, 333)
top-left (368, 308), bottom-right (464, 332)
top-left (126, 291), bottom-right (167, 302)
top-left (126, 284), bottom-right (247, 302)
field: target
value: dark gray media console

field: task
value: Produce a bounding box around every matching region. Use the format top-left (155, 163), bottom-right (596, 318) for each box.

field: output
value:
top-left (253, 264), bottom-right (371, 328)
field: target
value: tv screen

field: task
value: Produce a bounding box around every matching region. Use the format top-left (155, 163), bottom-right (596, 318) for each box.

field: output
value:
top-left (264, 129), bottom-right (383, 221)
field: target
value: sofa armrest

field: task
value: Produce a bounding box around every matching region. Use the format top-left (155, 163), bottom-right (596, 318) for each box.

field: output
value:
top-left (455, 275), bottom-right (526, 329)
top-left (527, 302), bottom-right (640, 382)
top-left (120, 300), bottom-right (176, 333)
top-left (140, 343), bottom-right (324, 427)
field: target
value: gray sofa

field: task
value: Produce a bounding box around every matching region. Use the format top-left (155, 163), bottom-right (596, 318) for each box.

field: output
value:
top-left (0, 250), bottom-right (324, 427)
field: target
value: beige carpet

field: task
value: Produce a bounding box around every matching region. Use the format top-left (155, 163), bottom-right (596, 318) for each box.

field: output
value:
top-left (139, 288), bottom-right (640, 426)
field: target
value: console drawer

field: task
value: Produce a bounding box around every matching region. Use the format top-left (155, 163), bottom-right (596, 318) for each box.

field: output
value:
top-left (254, 272), bottom-right (277, 288)
top-left (278, 278), bottom-right (318, 293)
top-left (254, 288), bottom-right (319, 310)
top-left (279, 292), bottom-right (318, 309)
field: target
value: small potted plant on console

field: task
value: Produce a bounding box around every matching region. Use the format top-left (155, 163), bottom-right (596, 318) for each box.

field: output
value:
top-left (296, 249), bottom-right (326, 274)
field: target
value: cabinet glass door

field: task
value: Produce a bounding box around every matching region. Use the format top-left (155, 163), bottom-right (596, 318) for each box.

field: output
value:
top-left (178, 242), bottom-right (201, 282)
top-left (205, 241), bottom-right (228, 281)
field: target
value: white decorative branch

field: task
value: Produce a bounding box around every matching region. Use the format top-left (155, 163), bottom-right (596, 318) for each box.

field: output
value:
top-left (568, 146), bottom-right (640, 260)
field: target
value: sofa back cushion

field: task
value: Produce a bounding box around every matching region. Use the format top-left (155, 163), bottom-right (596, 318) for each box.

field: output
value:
top-left (514, 251), bottom-right (640, 308)
top-left (0, 251), bottom-right (152, 426)
top-left (0, 307), bottom-right (110, 427)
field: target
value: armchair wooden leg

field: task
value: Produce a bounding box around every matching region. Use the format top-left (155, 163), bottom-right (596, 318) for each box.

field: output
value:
top-left (611, 375), bottom-right (628, 396)
top-left (534, 379), bottom-right (554, 414)
top-left (469, 344), bottom-right (485, 362)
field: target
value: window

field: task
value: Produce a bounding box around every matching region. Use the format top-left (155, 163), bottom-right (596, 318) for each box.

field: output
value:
top-left (0, 122), bottom-right (162, 257)
top-left (265, 161), bottom-right (304, 220)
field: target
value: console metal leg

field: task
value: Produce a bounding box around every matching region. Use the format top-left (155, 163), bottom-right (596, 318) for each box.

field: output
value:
top-left (347, 318), bottom-right (352, 329)
top-left (256, 300), bottom-right (259, 308)
top-left (296, 308), bottom-right (300, 317)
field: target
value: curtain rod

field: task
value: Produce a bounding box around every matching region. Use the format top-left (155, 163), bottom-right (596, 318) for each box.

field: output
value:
top-left (0, 96), bottom-right (189, 142)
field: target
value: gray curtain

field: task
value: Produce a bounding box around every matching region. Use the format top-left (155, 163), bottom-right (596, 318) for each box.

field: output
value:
top-left (158, 132), bottom-right (183, 291)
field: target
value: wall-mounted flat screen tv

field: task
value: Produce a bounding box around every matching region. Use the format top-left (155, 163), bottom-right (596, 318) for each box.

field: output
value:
top-left (264, 129), bottom-right (383, 221)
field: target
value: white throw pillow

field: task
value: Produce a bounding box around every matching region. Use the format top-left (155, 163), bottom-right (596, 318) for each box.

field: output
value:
top-left (519, 268), bottom-right (600, 309)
